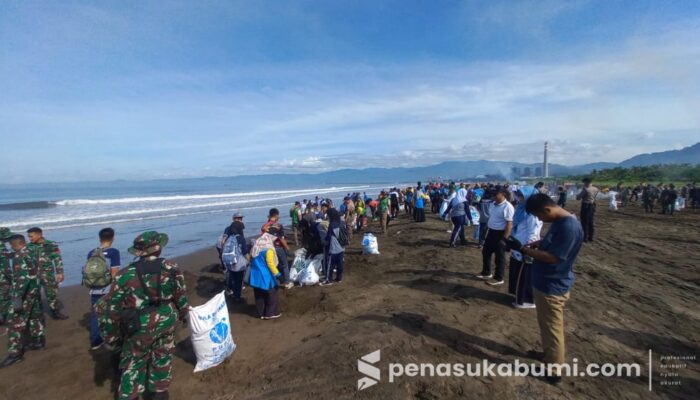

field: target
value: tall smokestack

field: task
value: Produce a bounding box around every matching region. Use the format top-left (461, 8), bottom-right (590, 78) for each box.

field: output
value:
top-left (543, 141), bottom-right (549, 178)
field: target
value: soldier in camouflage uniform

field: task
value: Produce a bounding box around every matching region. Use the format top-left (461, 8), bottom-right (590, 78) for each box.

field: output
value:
top-left (0, 227), bottom-right (15, 326)
top-left (0, 235), bottom-right (45, 368)
top-left (99, 231), bottom-right (189, 400)
top-left (26, 227), bottom-right (69, 319)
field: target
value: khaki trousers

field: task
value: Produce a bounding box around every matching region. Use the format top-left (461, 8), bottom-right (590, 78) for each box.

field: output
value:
top-left (533, 289), bottom-right (570, 366)
top-left (380, 212), bottom-right (389, 234)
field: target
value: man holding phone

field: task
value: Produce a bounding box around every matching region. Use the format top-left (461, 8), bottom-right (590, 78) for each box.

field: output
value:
top-left (504, 193), bottom-right (584, 385)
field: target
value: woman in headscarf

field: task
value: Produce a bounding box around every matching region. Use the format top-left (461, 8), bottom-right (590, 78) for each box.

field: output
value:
top-left (248, 233), bottom-right (282, 319)
top-left (442, 188), bottom-right (472, 247)
top-left (507, 186), bottom-right (543, 309)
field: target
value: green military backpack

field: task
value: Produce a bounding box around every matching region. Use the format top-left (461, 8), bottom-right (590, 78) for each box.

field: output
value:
top-left (83, 248), bottom-right (112, 288)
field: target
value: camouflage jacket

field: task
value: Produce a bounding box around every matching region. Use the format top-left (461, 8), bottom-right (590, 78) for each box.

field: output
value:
top-left (28, 239), bottom-right (64, 275)
top-left (0, 251), bottom-right (10, 291)
top-left (7, 247), bottom-right (40, 300)
top-left (103, 257), bottom-right (189, 342)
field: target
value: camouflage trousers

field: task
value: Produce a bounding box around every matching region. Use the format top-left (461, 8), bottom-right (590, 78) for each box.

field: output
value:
top-left (118, 332), bottom-right (176, 400)
top-left (0, 283), bottom-right (9, 320)
top-left (39, 269), bottom-right (60, 311)
top-left (7, 289), bottom-right (44, 356)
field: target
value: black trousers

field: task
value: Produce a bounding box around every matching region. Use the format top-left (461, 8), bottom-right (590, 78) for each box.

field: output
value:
top-left (415, 207), bottom-right (426, 222)
top-left (253, 287), bottom-right (279, 318)
top-left (226, 270), bottom-right (245, 299)
top-left (580, 203), bottom-right (595, 241)
top-left (508, 256), bottom-right (534, 305)
top-left (450, 215), bottom-right (467, 245)
top-left (661, 201), bottom-right (674, 215)
top-left (482, 228), bottom-right (506, 280)
top-left (391, 200), bottom-right (399, 218)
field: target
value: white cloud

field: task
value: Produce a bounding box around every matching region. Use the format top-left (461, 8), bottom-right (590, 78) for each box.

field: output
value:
top-left (465, 0), bottom-right (590, 36)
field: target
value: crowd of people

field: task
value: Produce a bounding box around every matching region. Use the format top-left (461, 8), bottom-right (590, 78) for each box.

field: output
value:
top-left (611, 182), bottom-right (698, 214)
top-left (0, 177), bottom-right (696, 398)
top-left (0, 224), bottom-right (190, 400)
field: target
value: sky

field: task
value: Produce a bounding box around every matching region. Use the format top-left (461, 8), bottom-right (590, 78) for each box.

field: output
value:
top-left (1, 0), bottom-right (699, 183)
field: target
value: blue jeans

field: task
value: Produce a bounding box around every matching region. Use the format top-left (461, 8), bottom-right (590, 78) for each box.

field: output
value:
top-left (90, 293), bottom-right (104, 347)
top-left (325, 252), bottom-right (345, 282)
top-left (477, 222), bottom-right (488, 245)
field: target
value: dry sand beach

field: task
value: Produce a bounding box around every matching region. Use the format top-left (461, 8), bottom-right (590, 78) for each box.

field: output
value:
top-left (1, 200), bottom-right (698, 400)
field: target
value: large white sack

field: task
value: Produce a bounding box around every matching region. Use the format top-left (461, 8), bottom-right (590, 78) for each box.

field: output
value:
top-left (299, 261), bottom-right (320, 286)
top-left (188, 291), bottom-right (237, 372)
top-left (362, 233), bottom-right (380, 255)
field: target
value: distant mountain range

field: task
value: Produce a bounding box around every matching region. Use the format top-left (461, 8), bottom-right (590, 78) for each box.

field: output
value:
top-left (184, 142), bottom-right (699, 186)
top-left (619, 142), bottom-right (700, 167)
top-left (237, 143), bottom-right (700, 184)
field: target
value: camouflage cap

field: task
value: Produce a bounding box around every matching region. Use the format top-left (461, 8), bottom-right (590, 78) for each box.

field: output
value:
top-left (0, 227), bottom-right (15, 241)
top-left (128, 231), bottom-right (169, 257)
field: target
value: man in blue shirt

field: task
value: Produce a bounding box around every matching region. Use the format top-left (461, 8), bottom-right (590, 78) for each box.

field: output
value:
top-left (84, 228), bottom-right (121, 350)
top-left (506, 193), bottom-right (583, 385)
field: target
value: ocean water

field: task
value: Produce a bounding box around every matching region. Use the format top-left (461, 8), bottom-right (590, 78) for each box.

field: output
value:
top-left (0, 178), bottom-right (392, 285)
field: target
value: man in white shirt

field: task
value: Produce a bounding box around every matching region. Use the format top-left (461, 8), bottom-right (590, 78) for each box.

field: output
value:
top-left (478, 187), bottom-right (515, 285)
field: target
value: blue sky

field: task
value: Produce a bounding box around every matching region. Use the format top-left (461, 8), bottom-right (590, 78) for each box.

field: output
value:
top-left (1, 0), bottom-right (699, 183)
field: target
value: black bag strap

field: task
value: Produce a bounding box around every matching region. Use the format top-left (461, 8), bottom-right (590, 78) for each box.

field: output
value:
top-left (135, 258), bottom-right (163, 307)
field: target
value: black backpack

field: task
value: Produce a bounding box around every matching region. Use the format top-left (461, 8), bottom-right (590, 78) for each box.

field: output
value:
top-left (336, 223), bottom-right (349, 247)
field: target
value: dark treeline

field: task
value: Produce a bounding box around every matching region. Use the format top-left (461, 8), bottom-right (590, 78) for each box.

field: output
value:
top-left (569, 164), bottom-right (700, 183)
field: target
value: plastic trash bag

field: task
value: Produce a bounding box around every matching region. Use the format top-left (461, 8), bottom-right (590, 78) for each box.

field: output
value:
top-left (675, 197), bottom-right (685, 211)
top-left (362, 233), bottom-right (380, 255)
top-left (439, 200), bottom-right (449, 221)
top-left (468, 206), bottom-right (480, 225)
top-left (290, 248), bottom-right (307, 282)
top-left (608, 191), bottom-right (619, 211)
top-left (299, 261), bottom-right (320, 286)
top-left (308, 254), bottom-right (324, 274)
